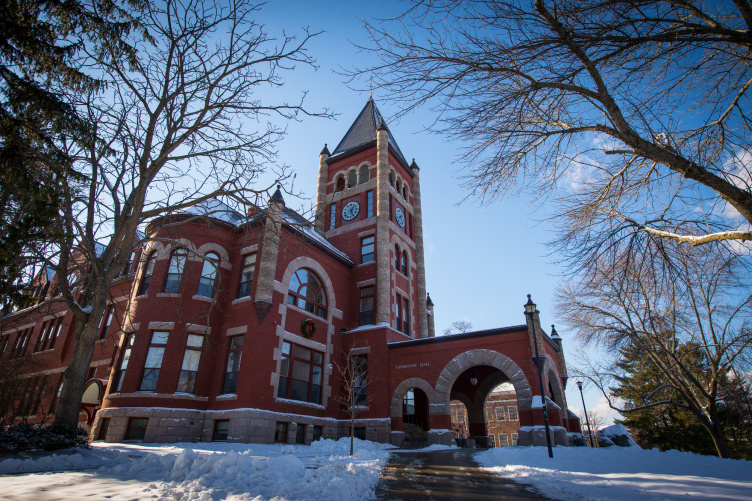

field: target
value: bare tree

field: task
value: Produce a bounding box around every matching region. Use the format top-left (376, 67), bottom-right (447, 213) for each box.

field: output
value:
top-left (353, 0), bottom-right (752, 264)
top-left (443, 320), bottom-right (473, 335)
top-left (333, 348), bottom-right (374, 456)
top-left (23, 0), bottom-right (329, 427)
top-left (558, 239), bottom-right (752, 458)
top-left (577, 409), bottom-right (604, 447)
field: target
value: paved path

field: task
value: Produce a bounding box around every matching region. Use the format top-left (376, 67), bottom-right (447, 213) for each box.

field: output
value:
top-left (375, 449), bottom-right (553, 501)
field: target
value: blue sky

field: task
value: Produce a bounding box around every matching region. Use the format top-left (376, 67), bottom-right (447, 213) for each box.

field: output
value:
top-left (256, 1), bottom-right (610, 422)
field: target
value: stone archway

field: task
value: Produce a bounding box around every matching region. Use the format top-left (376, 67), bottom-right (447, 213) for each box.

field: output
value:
top-left (434, 349), bottom-right (532, 414)
top-left (390, 377), bottom-right (437, 419)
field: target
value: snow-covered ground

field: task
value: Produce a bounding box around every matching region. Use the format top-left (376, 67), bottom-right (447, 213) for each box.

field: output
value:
top-left (0, 438), bottom-right (392, 501)
top-left (478, 445), bottom-right (752, 501)
top-left (2, 439), bottom-right (751, 500)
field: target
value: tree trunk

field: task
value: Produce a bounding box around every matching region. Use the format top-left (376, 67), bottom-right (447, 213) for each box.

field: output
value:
top-left (350, 413), bottom-right (354, 456)
top-left (702, 418), bottom-right (732, 459)
top-left (54, 314), bottom-right (98, 428)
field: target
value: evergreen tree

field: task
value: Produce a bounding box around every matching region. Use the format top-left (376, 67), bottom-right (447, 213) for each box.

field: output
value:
top-left (614, 340), bottom-right (752, 458)
top-left (0, 0), bottom-right (141, 312)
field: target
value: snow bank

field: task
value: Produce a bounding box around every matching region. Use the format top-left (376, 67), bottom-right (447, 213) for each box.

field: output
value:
top-left (0, 438), bottom-right (392, 501)
top-left (478, 445), bottom-right (752, 501)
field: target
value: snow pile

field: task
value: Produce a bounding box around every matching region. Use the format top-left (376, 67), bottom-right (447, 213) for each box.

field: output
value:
top-left (0, 438), bottom-right (392, 500)
top-left (478, 445), bottom-right (752, 501)
top-left (598, 424), bottom-right (639, 447)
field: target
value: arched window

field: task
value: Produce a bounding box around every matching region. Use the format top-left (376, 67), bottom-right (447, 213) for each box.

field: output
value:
top-left (396, 178), bottom-right (401, 193)
top-left (403, 186), bottom-right (408, 199)
top-left (287, 268), bottom-right (327, 318)
top-left (335, 175), bottom-right (345, 192)
top-left (401, 251), bottom-right (408, 276)
top-left (138, 251), bottom-right (157, 296)
top-left (359, 164), bottom-right (370, 184)
top-left (347, 170), bottom-right (357, 188)
top-left (389, 171), bottom-right (394, 186)
top-left (196, 252), bottom-right (220, 298)
top-left (163, 248), bottom-right (187, 293)
top-left (394, 245), bottom-right (400, 270)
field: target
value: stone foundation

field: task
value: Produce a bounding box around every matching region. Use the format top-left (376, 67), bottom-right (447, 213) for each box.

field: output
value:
top-left (516, 425), bottom-right (569, 447)
top-left (92, 407), bottom-right (391, 445)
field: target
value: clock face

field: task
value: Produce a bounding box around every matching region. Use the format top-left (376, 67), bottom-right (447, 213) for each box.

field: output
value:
top-left (395, 207), bottom-right (406, 228)
top-left (342, 201), bottom-right (360, 221)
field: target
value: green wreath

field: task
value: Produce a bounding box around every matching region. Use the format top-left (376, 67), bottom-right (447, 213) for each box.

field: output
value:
top-left (301, 318), bottom-right (316, 338)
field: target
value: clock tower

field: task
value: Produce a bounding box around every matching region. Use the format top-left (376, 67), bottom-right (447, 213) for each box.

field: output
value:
top-left (315, 98), bottom-right (431, 338)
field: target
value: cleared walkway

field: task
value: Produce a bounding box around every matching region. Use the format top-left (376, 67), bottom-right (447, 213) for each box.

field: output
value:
top-left (375, 448), bottom-right (553, 500)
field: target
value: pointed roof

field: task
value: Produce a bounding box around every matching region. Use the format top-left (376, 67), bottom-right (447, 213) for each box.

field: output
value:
top-left (270, 185), bottom-right (285, 205)
top-left (330, 98), bottom-right (408, 167)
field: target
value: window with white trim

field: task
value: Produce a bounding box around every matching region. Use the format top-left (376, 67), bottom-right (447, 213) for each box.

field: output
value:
top-left (222, 336), bottom-right (243, 394)
top-left (139, 331), bottom-right (168, 391)
top-left (237, 253), bottom-right (256, 298)
top-left (278, 341), bottom-right (323, 404)
top-left (177, 334), bottom-right (204, 393)
top-left (197, 252), bottom-right (220, 298)
top-left (163, 248), bottom-right (187, 293)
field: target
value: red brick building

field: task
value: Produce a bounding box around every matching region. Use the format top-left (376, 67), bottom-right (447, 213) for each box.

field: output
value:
top-left (1, 99), bottom-right (581, 446)
top-left (451, 387), bottom-right (521, 447)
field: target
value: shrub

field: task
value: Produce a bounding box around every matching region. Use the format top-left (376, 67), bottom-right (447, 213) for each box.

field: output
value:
top-left (0, 423), bottom-right (90, 453)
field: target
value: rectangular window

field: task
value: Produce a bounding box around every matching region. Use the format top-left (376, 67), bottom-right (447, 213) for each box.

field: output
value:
top-left (489, 434), bottom-right (496, 447)
top-left (222, 336), bottom-right (244, 394)
top-left (47, 318), bottom-right (63, 350)
top-left (511, 433), bottom-right (518, 446)
top-left (237, 253), bottom-right (256, 298)
top-left (296, 424), bottom-right (306, 444)
top-left (213, 420), bottom-right (230, 442)
top-left (98, 306), bottom-right (115, 340)
top-left (12, 328), bottom-right (32, 357)
top-left (361, 236), bottom-right (375, 264)
top-left (177, 334), bottom-right (204, 393)
top-left (125, 417), bottom-right (148, 441)
top-left (312, 425), bottom-right (322, 442)
top-left (113, 334), bottom-right (134, 392)
top-left (278, 341), bottom-right (323, 404)
top-left (508, 406), bottom-right (518, 421)
top-left (353, 355), bottom-right (368, 406)
top-left (403, 297), bottom-right (410, 336)
top-left (139, 331), bottom-right (169, 391)
top-left (353, 427), bottom-right (366, 440)
top-left (34, 320), bottom-right (51, 352)
top-left (366, 191), bottom-right (373, 217)
top-left (97, 418), bottom-right (111, 441)
top-left (274, 422), bottom-right (288, 443)
top-left (495, 407), bottom-right (506, 421)
top-left (359, 286), bottom-right (374, 326)
top-left (395, 296), bottom-right (410, 335)
top-left (330, 204), bottom-right (336, 229)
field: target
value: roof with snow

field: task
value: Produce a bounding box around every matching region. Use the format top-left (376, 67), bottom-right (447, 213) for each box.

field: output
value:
top-left (329, 98), bottom-right (409, 169)
top-left (175, 198), bottom-right (352, 266)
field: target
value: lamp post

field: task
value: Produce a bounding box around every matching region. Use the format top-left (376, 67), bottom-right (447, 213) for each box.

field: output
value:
top-left (525, 294), bottom-right (553, 458)
top-left (576, 380), bottom-right (595, 447)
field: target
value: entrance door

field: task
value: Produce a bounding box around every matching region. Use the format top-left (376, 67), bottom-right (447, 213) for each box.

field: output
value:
top-left (402, 389), bottom-right (428, 447)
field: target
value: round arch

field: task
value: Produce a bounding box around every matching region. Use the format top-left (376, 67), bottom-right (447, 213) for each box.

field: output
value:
top-left (390, 377), bottom-right (438, 419)
top-left (279, 256), bottom-right (337, 312)
top-left (434, 349), bottom-right (533, 414)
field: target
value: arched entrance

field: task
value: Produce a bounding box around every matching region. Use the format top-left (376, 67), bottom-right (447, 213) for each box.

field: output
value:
top-left (402, 388), bottom-right (429, 445)
top-left (435, 349), bottom-right (533, 447)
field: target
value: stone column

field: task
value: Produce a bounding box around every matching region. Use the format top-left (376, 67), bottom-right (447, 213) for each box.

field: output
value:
top-left (525, 305), bottom-right (549, 395)
top-left (254, 187), bottom-right (285, 322)
top-left (314, 145), bottom-right (330, 233)
top-left (426, 293), bottom-right (435, 338)
top-left (375, 122), bottom-right (391, 325)
top-left (411, 160), bottom-right (429, 338)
